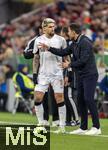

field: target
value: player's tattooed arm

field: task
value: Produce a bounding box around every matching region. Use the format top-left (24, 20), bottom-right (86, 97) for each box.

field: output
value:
top-left (32, 54), bottom-right (40, 84)
top-left (33, 54), bottom-right (40, 74)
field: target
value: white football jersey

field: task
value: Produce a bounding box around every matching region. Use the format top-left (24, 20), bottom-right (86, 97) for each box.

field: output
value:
top-left (33, 34), bottom-right (67, 76)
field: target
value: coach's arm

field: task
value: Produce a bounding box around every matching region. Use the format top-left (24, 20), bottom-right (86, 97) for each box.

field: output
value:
top-left (48, 44), bottom-right (72, 57)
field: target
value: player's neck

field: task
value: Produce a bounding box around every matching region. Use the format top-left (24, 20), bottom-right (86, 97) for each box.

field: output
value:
top-left (45, 33), bottom-right (54, 39)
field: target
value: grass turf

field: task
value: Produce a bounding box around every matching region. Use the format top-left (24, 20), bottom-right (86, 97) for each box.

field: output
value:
top-left (0, 112), bottom-right (108, 150)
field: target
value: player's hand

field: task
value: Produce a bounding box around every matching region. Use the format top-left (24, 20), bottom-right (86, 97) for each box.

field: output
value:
top-left (38, 43), bottom-right (49, 50)
top-left (62, 60), bottom-right (70, 69)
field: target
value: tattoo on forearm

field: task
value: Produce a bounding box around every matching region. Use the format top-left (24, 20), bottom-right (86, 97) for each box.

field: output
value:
top-left (33, 54), bottom-right (40, 74)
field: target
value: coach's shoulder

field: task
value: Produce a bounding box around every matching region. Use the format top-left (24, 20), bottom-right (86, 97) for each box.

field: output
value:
top-left (82, 35), bottom-right (92, 43)
top-left (80, 35), bottom-right (93, 45)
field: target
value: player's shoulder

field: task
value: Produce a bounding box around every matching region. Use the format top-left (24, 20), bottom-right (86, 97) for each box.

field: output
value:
top-left (35, 34), bottom-right (45, 41)
top-left (54, 34), bottom-right (66, 41)
top-left (28, 36), bottom-right (37, 45)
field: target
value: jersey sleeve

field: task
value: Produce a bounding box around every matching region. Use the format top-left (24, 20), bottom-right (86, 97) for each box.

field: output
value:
top-left (33, 39), bottom-right (38, 54)
top-left (24, 37), bottom-right (35, 52)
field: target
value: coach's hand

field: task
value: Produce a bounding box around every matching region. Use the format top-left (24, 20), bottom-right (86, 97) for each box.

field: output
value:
top-left (33, 73), bottom-right (38, 84)
top-left (62, 60), bottom-right (70, 69)
top-left (64, 76), bottom-right (69, 87)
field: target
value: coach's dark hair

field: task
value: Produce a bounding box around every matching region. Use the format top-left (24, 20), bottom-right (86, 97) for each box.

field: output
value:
top-left (55, 26), bottom-right (62, 35)
top-left (69, 23), bottom-right (82, 34)
top-left (62, 26), bottom-right (69, 37)
top-left (62, 26), bottom-right (68, 33)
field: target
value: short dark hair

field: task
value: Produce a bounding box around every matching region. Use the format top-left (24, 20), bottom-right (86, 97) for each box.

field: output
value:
top-left (62, 26), bottom-right (68, 34)
top-left (62, 26), bottom-right (69, 37)
top-left (55, 26), bottom-right (62, 35)
top-left (69, 23), bottom-right (82, 34)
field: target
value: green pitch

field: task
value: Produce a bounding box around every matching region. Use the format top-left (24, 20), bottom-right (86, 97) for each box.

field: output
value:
top-left (0, 112), bottom-right (108, 150)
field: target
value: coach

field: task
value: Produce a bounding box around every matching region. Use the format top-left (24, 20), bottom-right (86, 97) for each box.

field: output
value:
top-left (40, 23), bottom-right (101, 135)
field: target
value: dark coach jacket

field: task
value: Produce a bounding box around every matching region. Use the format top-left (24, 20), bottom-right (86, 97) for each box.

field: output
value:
top-left (49, 35), bottom-right (98, 77)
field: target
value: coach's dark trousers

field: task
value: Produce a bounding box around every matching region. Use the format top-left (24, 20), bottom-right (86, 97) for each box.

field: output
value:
top-left (77, 74), bottom-right (100, 130)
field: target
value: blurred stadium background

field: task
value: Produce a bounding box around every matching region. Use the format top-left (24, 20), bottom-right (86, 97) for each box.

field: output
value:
top-left (0, 0), bottom-right (108, 150)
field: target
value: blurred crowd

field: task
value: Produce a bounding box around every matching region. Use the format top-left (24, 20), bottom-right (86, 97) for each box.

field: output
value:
top-left (0, 0), bottom-right (108, 112)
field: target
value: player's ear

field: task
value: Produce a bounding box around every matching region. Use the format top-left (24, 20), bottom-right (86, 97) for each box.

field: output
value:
top-left (43, 27), bottom-right (46, 33)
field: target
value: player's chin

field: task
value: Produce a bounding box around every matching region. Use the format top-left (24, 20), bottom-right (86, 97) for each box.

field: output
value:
top-left (50, 32), bottom-right (54, 36)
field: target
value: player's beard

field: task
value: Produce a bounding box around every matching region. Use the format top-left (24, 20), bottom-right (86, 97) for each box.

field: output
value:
top-left (45, 31), bottom-right (55, 38)
top-left (49, 32), bottom-right (54, 37)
